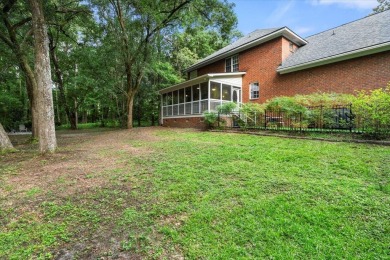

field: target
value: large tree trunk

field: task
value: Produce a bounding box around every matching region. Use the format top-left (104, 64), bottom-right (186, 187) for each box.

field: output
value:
top-left (29, 0), bottom-right (57, 153)
top-left (0, 123), bottom-right (13, 150)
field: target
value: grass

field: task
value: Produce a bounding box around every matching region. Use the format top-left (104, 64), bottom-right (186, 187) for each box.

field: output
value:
top-left (0, 128), bottom-right (389, 259)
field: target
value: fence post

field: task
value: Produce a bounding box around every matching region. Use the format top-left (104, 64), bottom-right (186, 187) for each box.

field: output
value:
top-left (349, 103), bottom-right (352, 133)
top-left (264, 109), bottom-right (267, 130)
top-left (218, 111), bottom-right (220, 128)
top-left (299, 112), bottom-right (302, 132)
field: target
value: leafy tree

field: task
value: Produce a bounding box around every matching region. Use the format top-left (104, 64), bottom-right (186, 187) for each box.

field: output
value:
top-left (373, 0), bottom-right (390, 13)
top-left (0, 0), bottom-right (39, 136)
top-left (90, 0), bottom-right (239, 129)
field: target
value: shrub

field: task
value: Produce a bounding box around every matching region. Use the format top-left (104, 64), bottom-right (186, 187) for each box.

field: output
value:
top-left (265, 96), bottom-right (308, 117)
top-left (351, 83), bottom-right (390, 134)
top-left (203, 112), bottom-right (218, 129)
top-left (217, 102), bottom-right (237, 115)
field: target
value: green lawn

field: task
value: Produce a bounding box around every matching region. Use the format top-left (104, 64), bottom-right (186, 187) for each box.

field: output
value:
top-left (1, 128), bottom-right (389, 259)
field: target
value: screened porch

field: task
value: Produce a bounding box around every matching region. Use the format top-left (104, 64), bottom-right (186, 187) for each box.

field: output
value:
top-left (160, 73), bottom-right (245, 118)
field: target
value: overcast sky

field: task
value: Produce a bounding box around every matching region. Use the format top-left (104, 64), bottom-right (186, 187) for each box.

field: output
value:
top-left (232, 0), bottom-right (378, 37)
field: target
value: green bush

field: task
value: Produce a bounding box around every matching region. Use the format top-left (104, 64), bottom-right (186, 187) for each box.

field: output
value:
top-left (203, 112), bottom-right (218, 129)
top-left (217, 102), bottom-right (237, 114)
top-left (351, 83), bottom-right (390, 134)
top-left (265, 96), bottom-right (308, 117)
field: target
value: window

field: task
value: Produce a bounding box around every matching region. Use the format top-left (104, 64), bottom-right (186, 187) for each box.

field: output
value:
top-left (225, 55), bottom-right (239, 72)
top-left (250, 82), bottom-right (259, 99)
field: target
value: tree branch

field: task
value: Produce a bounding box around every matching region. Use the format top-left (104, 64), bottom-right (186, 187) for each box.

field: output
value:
top-left (12, 17), bottom-right (32, 29)
top-left (0, 30), bottom-right (13, 48)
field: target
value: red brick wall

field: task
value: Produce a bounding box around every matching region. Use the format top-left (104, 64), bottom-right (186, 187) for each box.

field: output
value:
top-left (197, 59), bottom-right (225, 76)
top-left (273, 51), bottom-right (390, 101)
top-left (198, 37), bottom-right (390, 104)
top-left (163, 117), bottom-right (207, 129)
top-left (173, 37), bottom-right (390, 128)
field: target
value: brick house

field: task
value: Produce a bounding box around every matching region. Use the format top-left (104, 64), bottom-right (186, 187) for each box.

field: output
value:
top-left (159, 10), bottom-right (390, 128)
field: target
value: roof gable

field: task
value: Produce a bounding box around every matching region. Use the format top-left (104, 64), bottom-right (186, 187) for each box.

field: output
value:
top-left (278, 10), bottom-right (390, 73)
top-left (186, 27), bottom-right (307, 72)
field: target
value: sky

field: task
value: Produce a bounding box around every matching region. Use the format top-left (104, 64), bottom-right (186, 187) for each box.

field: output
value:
top-left (232, 0), bottom-right (378, 37)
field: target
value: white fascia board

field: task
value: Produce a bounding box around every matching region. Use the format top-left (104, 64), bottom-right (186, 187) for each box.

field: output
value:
top-left (277, 42), bottom-right (390, 74)
top-left (158, 72), bottom-right (246, 94)
top-left (185, 28), bottom-right (307, 73)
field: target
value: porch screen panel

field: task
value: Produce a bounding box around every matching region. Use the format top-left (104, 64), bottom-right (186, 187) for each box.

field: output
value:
top-left (163, 106), bottom-right (167, 116)
top-left (167, 92), bottom-right (173, 105)
top-left (193, 102), bottom-right (200, 114)
top-left (222, 84), bottom-right (231, 101)
top-left (173, 91), bottom-right (178, 104)
top-left (185, 103), bottom-right (191, 115)
top-left (179, 89), bottom-right (185, 104)
top-left (200, 82), bottom-right (208, 100)
top-left (210, 100), bottom-right (221, 111)
top-left (201, 100), bottom-right (208, 112)
top-left (179, 104), bottom-right (185, 115)
top-left (173, 105), bottom-right (178, 115)
top-left (185, 87), bottom-right (191, 102)
top-left (162, 94), bottom-right (167, 106)
top-left (192, 85), bottom-right (200, 101)
top-left (210, 82), bottom-right (221, 100)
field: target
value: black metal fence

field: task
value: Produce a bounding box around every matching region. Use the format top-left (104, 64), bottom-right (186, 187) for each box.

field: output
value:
top-left (218, 104), bottom-right (390, 136)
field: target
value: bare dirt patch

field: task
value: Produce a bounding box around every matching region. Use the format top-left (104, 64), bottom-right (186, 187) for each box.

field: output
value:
top-left (2, 128), bottom-right (155, 199)
top-left (0, 127), bottom-right (171, 258)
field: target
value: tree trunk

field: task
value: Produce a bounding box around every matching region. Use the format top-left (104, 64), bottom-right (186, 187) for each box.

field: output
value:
top-left (22, 59), bottom-right (39, 138)
top-left (126, 94), bottom-right (134, 129)
top-left (0, 123), bottom-right (13, 150)
top-left (29, 0), bottom-right (57, 153)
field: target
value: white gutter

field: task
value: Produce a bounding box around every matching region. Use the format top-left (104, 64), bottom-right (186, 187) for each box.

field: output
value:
top-left (158, 72), bottom-right (246, 94)
top-left (186, 27), bottom-right (307, 72)
top-left (277, 42), bottom-right (390, 74)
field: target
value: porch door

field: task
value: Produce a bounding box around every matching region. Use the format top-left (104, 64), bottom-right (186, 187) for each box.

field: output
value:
top-left (232, 88), bottom-right (241, 104)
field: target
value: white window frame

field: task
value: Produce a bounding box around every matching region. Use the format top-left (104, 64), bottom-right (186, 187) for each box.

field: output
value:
top-left (225, 55), bottom-right (239, 72)
top-left (250, 82), bottom-right (259, 100)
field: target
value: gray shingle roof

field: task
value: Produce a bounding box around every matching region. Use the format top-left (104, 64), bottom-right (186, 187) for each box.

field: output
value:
top-left (279, 10), bottom-right (390, 70)
top-left (186, 28), bottom-right (281, 71)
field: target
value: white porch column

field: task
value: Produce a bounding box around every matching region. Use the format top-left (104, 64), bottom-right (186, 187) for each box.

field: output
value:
top-left (208, 80), bottom-right (211, 112)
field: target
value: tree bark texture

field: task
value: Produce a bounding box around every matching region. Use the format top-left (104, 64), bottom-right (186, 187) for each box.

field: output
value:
top-left (0, 123), bottom-right (14, 150)
top-left (29, 0), bottom-right (57, 153)
top-left (126, 93), bottom-right (134, 129)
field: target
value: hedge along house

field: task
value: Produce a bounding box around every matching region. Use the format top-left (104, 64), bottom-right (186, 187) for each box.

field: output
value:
top-left (159, 10), bottom-right (390, 128)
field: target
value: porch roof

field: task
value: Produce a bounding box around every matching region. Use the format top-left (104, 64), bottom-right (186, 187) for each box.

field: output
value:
top-left (158, 72), bottom-right (246, 94)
